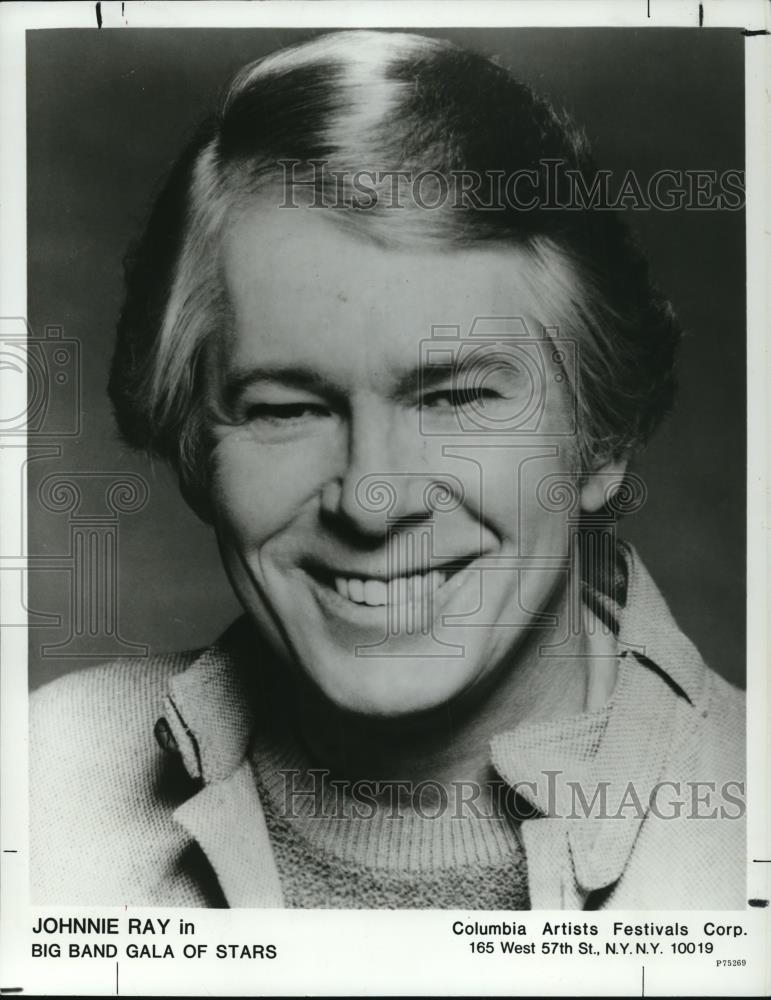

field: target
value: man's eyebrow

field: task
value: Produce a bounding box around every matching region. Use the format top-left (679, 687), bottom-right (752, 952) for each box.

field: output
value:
top-left (395, 357), bottom-right (523, 397)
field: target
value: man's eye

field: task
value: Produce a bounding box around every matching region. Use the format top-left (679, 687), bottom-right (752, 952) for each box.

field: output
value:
top-left (244, 403), bottom-right (329, 423)
top-left (423, 387), bottom-right (501, 409)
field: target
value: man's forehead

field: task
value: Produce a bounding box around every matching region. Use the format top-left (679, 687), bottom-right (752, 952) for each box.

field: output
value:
top-left (221, 201), bottom-right (561, 335)
top-left (224, 201), bottom-right (552, 294)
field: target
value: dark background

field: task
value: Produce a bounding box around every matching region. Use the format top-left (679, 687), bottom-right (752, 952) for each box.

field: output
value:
top-left (26, 27), bottom-right (746, 690)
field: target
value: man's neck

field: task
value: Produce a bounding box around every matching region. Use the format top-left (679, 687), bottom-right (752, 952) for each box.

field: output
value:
top-left (258, 581), bottom-right (615, 796)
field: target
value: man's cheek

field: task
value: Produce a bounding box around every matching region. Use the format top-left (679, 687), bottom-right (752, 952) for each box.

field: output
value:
top-left (208, 441), bottom-right (326, 542)
top-left (460, 455), bottom-right (536, 524)
top-left (478, 460), bottom-right (572, 555)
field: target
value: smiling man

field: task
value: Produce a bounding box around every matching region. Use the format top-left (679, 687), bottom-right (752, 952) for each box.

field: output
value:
top-left (207, 204), bottom-right (599, 723)
top-left (30, 30), bottom-right (745, 909)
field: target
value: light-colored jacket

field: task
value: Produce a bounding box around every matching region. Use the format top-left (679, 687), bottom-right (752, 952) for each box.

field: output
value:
top-left (30, 544), bottom-right (746, 908)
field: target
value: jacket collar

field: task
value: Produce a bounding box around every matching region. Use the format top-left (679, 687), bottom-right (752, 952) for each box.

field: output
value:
top-left (489, 542), bottom-right (707, 903)
top-left (613, 541), bottom-right (705, 705)
top-left (158, 618), bottom-right (284, 907)
top-left (158, 618), bottom-right (258, 785)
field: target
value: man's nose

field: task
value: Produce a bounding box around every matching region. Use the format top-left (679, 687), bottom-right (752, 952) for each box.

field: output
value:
top-left (320, 406), bottom-right (457, 535)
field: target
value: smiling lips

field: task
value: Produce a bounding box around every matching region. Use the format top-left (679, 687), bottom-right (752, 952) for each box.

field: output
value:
top-left (307, 554), bottom-right (478, 609)
top-left (334, 571), bottom-right (448, 607)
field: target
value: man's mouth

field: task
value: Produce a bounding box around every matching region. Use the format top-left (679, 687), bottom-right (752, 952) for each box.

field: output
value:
top-left (305, 556), bottom-right (478, 609)
top-left (332, 571), bottom-right (446, 607)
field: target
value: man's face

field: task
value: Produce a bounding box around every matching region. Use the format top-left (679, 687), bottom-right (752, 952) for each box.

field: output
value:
top-left (205, 204), bottom-right (587, 717)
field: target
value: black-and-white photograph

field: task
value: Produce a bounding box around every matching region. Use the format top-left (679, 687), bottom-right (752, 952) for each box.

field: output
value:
top-left (21, 22), bottom-right (751, 916)
top-left (2, 2), bottom-right (769, 994)
top-left (0, 0), bottom-right (771, 996)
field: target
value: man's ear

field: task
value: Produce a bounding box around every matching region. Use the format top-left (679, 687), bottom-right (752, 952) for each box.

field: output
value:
top-left (579, 455), bottom-right (630, 513)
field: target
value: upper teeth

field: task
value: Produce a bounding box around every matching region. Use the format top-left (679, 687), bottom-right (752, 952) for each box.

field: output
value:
top-left (334, 572), bottom-right (447, 606)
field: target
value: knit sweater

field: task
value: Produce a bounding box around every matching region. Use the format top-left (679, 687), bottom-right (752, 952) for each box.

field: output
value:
top-left (248, 695), bottom-right (620, 907)
top-left (30, 543), bottom-right (746, 908)
top-left (254, 772), bottom-right (531, 909)
top-left (246, 689), bottom-right (527, 907)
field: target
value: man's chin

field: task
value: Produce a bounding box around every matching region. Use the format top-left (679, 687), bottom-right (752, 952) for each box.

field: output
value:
top-left (297, 649), bottom-right (479, 719)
